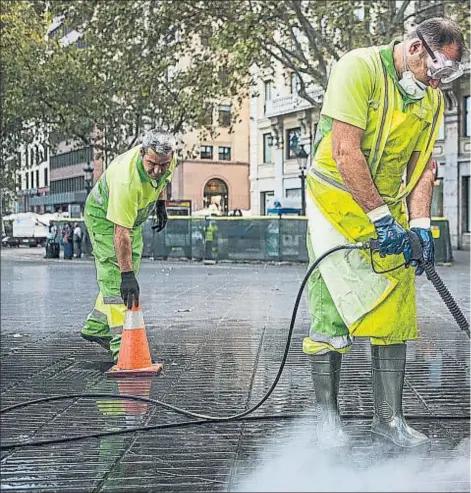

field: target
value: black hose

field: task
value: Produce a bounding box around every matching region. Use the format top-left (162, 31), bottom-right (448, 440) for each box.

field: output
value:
top-left (2, 242), bottom-right (468, 450)
top-left (0, 244), bottom-right (357, 450)
top-left (423, 262), bottom-right (470, 336)
top-left (1, 404), bottom-right (467, 450)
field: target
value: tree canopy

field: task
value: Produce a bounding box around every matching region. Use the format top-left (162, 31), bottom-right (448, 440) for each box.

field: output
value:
top-left (2, 0), bottom-right (469, 192)
top-left (168, 0), bottom-right (470, 107)
top-left (1, 0), bottom-right (248, 189)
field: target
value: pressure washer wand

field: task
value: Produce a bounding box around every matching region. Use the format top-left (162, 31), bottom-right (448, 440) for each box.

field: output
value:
top-left (366, 232), bottom-right (470, 337)
top-left (421, 262), bottom-right (470, 336)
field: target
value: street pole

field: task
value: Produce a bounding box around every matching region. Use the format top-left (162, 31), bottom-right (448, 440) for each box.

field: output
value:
top-left (296, 144), bottom-right (308, 216)
top-left (83, 161), bottom-right (94, 215)
top-left (300, 168), bottom-right (306, 216)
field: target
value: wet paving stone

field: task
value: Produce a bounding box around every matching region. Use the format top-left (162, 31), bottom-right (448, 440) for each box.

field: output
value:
top-left (1, 249), bottom-right (469, 492)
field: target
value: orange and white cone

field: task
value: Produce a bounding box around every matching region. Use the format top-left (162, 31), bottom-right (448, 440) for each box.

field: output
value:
top-left (105, 305), bottom-right (162, 378)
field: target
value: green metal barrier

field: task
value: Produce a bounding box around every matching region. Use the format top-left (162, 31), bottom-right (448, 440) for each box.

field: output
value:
top-left (431, 217), bottom-right (453, 264)
top-left (54, 216), bottom-right (453, 265)
top-left (150, 216), bottom-right (309, 262)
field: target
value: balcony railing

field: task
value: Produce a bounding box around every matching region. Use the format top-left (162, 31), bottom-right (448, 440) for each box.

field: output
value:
top-left (29, 191), bottom-right (87, 206)
top-left (265, 88), bottom-right (324, 118)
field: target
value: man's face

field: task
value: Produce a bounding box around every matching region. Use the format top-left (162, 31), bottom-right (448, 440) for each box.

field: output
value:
top-left (142, 148), bottom-right (173, 182)
top-left (407, 39), bottom-right (461, 89)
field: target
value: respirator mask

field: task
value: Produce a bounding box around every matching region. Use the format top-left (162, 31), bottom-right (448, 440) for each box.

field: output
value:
top-left (398, 43), bottom-right (427, 100)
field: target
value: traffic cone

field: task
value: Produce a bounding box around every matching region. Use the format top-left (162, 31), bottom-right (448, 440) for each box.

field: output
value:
top-left (106, 305), bottom-right (163, 378)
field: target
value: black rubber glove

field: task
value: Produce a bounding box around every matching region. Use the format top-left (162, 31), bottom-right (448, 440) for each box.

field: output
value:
top-left (373, 214), bottom-right (410, 257)
top-left (411, 227), bottom-right (434, 276)
top-left (120, 271), bottom-right (140, 309)
top-left (152, 200), bottom-right (168, 233)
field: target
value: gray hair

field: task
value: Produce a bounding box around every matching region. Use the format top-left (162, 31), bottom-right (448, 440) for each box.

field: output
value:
top-left (141, 129), bottom-right (177, 156)
top-left (409, 17), bottom-right (464, 60)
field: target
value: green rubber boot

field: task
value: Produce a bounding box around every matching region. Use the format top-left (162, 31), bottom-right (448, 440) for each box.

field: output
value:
top-left (371, 344), bottom-right (429, 448)
top-left (310, 352), bottom-right (349, 449)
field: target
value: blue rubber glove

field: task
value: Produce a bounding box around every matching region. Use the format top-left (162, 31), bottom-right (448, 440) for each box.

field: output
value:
top-left (373, 215), bottom-right (410, 257)
top-left (410, 227), bottom-right (434, 276)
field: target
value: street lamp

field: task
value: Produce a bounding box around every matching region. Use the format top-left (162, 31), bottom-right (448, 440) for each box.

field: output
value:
top-left (83, 162), bottom-right (94, 196)
top-left (296, 144), bottom-right (308, 216)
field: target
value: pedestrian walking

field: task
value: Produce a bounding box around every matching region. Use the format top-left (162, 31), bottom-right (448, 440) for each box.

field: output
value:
top-left (73, 223), bottom-right (83, 258)
top-left (62, 222), bottom-right (73, 259)
top-left (80, 129), bottom-right (178, 362)
top-left (304, 17), bottom-right (464, 449)
top-left (45, 221), bottom-right (59, 258)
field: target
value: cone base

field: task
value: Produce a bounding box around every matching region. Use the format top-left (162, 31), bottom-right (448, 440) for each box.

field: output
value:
top-left (105, 363), bottom-right (163, 378)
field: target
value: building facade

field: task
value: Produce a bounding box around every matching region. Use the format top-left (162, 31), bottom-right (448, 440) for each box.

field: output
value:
top-left (28, 141), bottom-right (102, 217)
top-left (249, 64), bottom-right (322, 215)
top-left (14, 138), bottom-right (101, 218)
top-left (431, 67), bottom-right (470, 249)
top-left (15, 144), bottom-right (50, 214)
top-left (172, 99), bottom-right (251, 214)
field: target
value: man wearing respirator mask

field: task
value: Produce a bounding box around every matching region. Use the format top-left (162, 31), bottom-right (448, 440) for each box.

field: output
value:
top-left (304, 17), bottom-right (464, 449)
top-left (80, 129), bottom-right (178, 362)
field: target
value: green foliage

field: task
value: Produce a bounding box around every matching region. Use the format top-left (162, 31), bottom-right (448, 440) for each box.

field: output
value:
top-left (2, 0), bottom-right (250, 190)
top-left (78, 0), bottom-right (250, 155)
top-left (1, 0), bottom-right (98, 189)
top-left (2, 0), bottom-right (469, 193)
top-left (1, 1), bottom-right (49, 187)
top-left (169, 0), bottom-right (470, 106)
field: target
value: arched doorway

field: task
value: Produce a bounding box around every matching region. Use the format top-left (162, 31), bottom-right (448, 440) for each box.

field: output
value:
top-left (203, 178), bottom-right (228, 215)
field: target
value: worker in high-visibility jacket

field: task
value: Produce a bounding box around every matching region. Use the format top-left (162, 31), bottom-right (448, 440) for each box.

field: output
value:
top-left (204, 216), bottom-right (218, 261)
top-left (80, 130), bottom-right (178, 362)
top-left (304, 18), bottom-right (464, 449)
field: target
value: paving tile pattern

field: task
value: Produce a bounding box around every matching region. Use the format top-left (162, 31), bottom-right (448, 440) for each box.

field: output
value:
top-left (1, 248), bottom-right (469, 492)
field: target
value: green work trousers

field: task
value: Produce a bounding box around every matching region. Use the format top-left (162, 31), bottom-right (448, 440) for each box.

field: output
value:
top-left (81, 213), bottom-right (143, 360)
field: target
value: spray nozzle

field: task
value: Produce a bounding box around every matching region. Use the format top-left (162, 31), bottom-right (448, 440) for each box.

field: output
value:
top-left (364, 230), bottom-right (423, 262)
